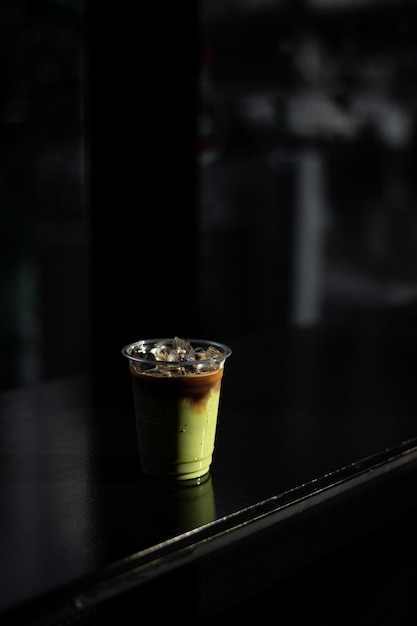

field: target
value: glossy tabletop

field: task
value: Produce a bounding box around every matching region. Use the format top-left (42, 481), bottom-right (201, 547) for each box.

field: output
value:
top-left (1, 328), bottom-right (417, 623)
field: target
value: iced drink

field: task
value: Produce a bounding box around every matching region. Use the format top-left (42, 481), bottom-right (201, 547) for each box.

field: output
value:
top-left (121, 337), bottom-right (232, 482)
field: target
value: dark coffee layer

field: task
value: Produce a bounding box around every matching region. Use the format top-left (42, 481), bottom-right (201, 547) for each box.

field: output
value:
top-left (129, 365), bottom-right (223, 404)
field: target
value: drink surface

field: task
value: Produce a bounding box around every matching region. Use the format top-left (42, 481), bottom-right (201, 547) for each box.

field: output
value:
top-left (126, 336), bottom-right (227, 377)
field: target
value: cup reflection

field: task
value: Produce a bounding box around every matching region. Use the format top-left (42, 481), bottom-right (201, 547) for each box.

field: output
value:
top-left (170, 473), bottom-right (216, 533)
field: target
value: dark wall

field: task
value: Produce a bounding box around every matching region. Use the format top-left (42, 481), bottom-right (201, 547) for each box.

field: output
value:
top-left (0, 0), bottom-right (87, 390)
top-left (89, 3), bottom-right (200, 405)
top-left (1, 1), bottom-right (417, 418)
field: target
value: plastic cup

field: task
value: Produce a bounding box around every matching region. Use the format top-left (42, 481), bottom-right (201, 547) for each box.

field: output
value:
top-left (121, 338), bottom-right (232, 482)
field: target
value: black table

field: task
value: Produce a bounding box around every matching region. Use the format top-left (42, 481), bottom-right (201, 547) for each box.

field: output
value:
top-left (2, 328), bottom-right (417, 625)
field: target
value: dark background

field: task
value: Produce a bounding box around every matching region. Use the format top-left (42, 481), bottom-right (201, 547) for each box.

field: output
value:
top-left (1, 0), bottom-right (417, 412)
top-left (1, 3), bottom-right (417, 623)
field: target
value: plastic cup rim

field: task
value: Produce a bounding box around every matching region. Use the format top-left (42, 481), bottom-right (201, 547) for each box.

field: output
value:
top-left (121, 337), bottom-right (232, 366)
